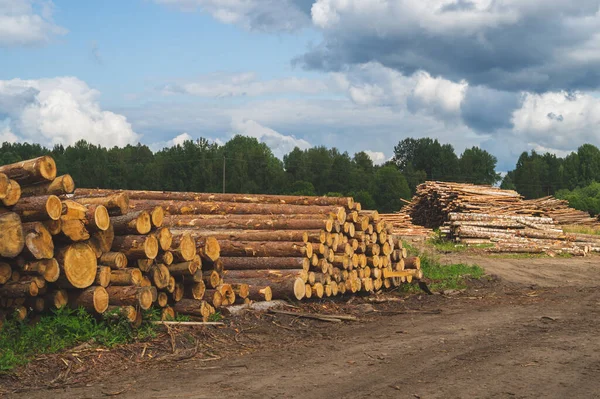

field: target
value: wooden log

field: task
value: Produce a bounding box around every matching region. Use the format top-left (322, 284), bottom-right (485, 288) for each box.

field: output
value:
top-left (150, 206), bottom-right (164, 228)
top-left (223, 269), bottom-right (308, 283)
top-left (2, 195), bottom-right (62, 221)
top-left (172, 282), bottom-right (184, 302)
top-left (0, 173), bottom-right (9, 199)
top-left (218, 284), bottom-right (235, 306)
top-left (21, 222), bottom-right (54, 259)
top-left (43, 219), bottom-right (62, 235)
top-left (99, 252), bottom-right (128, 269)
top-left (69, 286), bottom-right (109, 314)
top-left (238, 276), bottom-right (305, 300)
top-left (169, 229), bottom-right (317, 244)
top-left (172, 299), bottom-right (213, 318)
top-left (168, 258), bottom-right (200, 278)
top-left (230, 283), bottom-right (250, 299)
top-left (0, 262), bottom-right (11, 284)
top-left (70, 193), bottom-right (129, 216)
top-left (0, 212), bottom-right (24, 258)
top-left (2, 180), bottom-right (21, 206)
top-left (137, 259), bottom-right (153, 273)
top-left (0, 280), bottom-right (38, 297)
top-left (154, 227), bottom-right (172, 251)
top-left (184, 281), bottom-right (206, 300)
top-left (104, 306), bottom-right (137, 323)
top-left (201, 270), bottom-right (220, 288)
top-left (111, 235), bottom-right (159, 260)
top-left (167, 276), bottom-right (176, 293)
top-left (220, 257), bottom-right (310, 271)
top-left (157, 292), bottom-right (169, 307)
top-left (105, 286), bottom-right (153, 310)
top-left (0, 156), bottom-right (56, 185)
top-left (25, 297), bottom-right (46, 312)
top-left (91, 223), bottom-right (114, 254)
top-left (21, 175), bottom-right (75, 197)
top-left (163, 215), bottom-right (333, 232)
top-left (111, 211), bottom-right (152, 235)
top-left (197, 236), bottom-right (220, 263)
top-left (170, 233), bottom-right (196, 262)
top-left (95, 266), bottom-right (112, 287)
top-left (46, 289), bottom-right (68, 309)
top-left (202, 289), bottom-right (223, 308)
top-left (160, 251), bottom-right (174, 265)
top-left (149, 264), bottom-right (171, 289)
top-left (110, 268), bottom-right (142, 286)
top-left (403, 256), bottom-right (421, 270)
top-left (55, 242), bottom-right (97, 289)
top-left (218, 241), bottom-right (312, 258)
top-left (74, 189), bottom-right (355, 208)
top-left (58, 219), bottom-right (90, 242)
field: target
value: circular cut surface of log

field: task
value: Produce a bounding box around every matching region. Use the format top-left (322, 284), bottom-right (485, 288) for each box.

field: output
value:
top-left (144, 235), bottom-right (159, 259)
top-left (93, 287), bottom-right (109, 313)
top-left (61, 243), bottom-right (98, 288)
top-left (46, 195), bottom-right (63, 220)
top-left (94, 206), bottom-right (111, 231)
top-left (0, 212), bottom-right (25, 257)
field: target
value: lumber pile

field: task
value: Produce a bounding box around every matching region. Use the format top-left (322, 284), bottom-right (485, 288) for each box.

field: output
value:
top-left (379, 212), bottom-right (433, 240)
top-left (0, 158), bottom-right (422, 326)
top-left (524, 196), bottom-right (598, 225)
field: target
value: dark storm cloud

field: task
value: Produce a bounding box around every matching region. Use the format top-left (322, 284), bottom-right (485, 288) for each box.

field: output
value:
top-left (298, 1), bottom-right (600, 93)
top-left (460, 86), bottom-right (522, 132)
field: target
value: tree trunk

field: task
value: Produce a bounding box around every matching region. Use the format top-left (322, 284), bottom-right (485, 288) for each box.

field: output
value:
top-left (110, 268), bottom-right (142, 286)
top-left (46, 289), bottom-right (68, 309)
top-left (184, 281), bottom-right (206, 300)
top-left (2, 180), bottom-right (21, 206)
top-left (21, 175), bottom-right (75, 197)
top-left (43, 219), bottom-right (62, 235)
top-left (99, 252), bottom-right (128, 269)
top-left (218, 241), bottom-right (312, 258)
top-left (69, 286), bottom-right (109, 314)
top-left (160, 251), bottom-right (174, 265)
top-left (217, 284), bottom-right (235, 306)
top-left (168, 259), bottom-right (200, 278)
top-left (91, 223), bottom-right (114, 253)
top-left (224, 269), bottom-right (308, 283)
top-left (203, 290), bottom-right (223, 308)
top-left (0, 212), bottom-right (23, 258)
top-left (74, 189), bottom-right (355, 208)
top-left (163, 215), bottom-right (333, 232)
top-left (0, 280), bottom-right (38, 297)
top-left (153, 227), bottom-right (172, 251)
top-left (170, 233), bottom-right (197, 262)
top-left (111, 211), bottom-right (152, 235)
top-left (55, 242), bottom-right (98, 289)
top-left (230, 283), bottom-right (249, 299)
top-left (1, 195), bottom-right (62, 221)
top-left (22, 222), bottom-right (54, 259)
top-left (169, 229), bottom-right (318, 243)
top-left (0, 156), bottom-right (56, 185)
top-left (149, 263), bottom-right (171, 289)
top-left (71, 193), bottom-right (129, 216)
top-left (105, 286), bottom-right (153, 310)
top-left (231, 276), bottom-right (305, 300)
top-left (58, 220), bottom-right (90, 242)
top-left (203, 270), bottom-right (221, 288)
top-left (111, 235), bottom-right (159, 260)
top-left (220, 257), bottom-right (310, 271)
top-left (95, 266), bottom-right (112, 287)
top-left (0, 173), bottom-right (9, 199)
top-left (149, 206), bottom-right (164, 228)
top-left (173, 299), bottom-right (212, 318)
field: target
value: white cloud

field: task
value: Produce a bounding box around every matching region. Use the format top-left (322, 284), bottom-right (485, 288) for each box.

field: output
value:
top-left (231, 119), bottom-right (311, 158)
top-left (0, 77), bottom-right (140, 148)
top-left (154, 0), bottom-right (312, 32)
top-left (168, 132), bottom-right (193, 146)
top-left (0, 126), bottom-right (18, 143)
top-left (512, 91), bottom-right (600, 150)
top-left (0, 0), bottom-right (67, 47)
top-left (364, 150), bottom-right (386, 165)
top-left (162, 72), bottom-right (330, 98)
top-left (408, 71), bottom-right (467, 119)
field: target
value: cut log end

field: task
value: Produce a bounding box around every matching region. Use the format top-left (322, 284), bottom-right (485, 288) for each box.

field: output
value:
top-left (151, 206), bottom-right (164, 228)
top-left (94, 205), bottom-right (111, 231)
top-left (2, 180), bottom-right (21, 206)
top-left (59, 242), bottom-right (98, 289)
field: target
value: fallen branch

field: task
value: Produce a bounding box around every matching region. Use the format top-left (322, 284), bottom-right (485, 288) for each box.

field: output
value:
top-left (151, 321), bottom-right (225, 326)
top-left (268, 309), bottom-right (358, 322)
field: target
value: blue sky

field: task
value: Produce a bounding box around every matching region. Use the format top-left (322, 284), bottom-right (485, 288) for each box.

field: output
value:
top-left (2, 0), bottom-right (600, 171)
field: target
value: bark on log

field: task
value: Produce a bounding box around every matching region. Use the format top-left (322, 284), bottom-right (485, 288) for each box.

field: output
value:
top-left (22, 222), bottom-right (54, 259)
top-left (234, 276), bottom-right (305, 300)
top-left (223, 269), bottom-right (308, 284)
top-left (99, 252), bottom-right (128, 269)
top-left (220, 257), bottom-right (310, 271)
top-left (163, 215), bottom-right (333, 232)
top-left (168, 258), bottom-right (200, 278)
top-left (46, 289), bottom-right (68, 309)
top-left (43, 219), bottom-right (62, 235)
top-left (0, 156), bottom-right (56, 185)
top-left (69, 286), bottom-right (109, 314)
top-left (95, 266), bottom-right (111, 287)
top-left (203, 270), bottom-right (221, 288)
top-left (71, 193), bottom-right (129, 216)
top-left (403, 256), bottom-right (421, 270)
top-left (110, 268), bottom-right (143, 286)
top-left (55, 242), bottom-right (98, 289)
top-left (74, 189), bottom-right (354, 208)
top-left (203, 290), bottom-right (223, 308)
top-left (230, 283), bottom-right (249, 299)
top-left (169, 228), bottom-right (316, 244)
top-left (184, 281), bottom-right (206, 300)
top-left (218, 241), bottom-right (312, 258)
top-left (0, 262), bottom-right (11, 284)
top-left (111, 211), bottom-right (152, 235)
top-left (173, 299), bottom-right (213, 318)
top-left (2, 195), bottom-right (62, 221)
top-left (105, 286), bottom-right (153, 310)
top-left (0, 213), bottom-right (24, 258)
top-left (2, 180), bottom-right (21, 206)
top-left (0, 280), bottom-right (38, 298)
top-left (91, 223), bottom-right (114, 254)
top-left (111, 235), bottom-right (159, 260)
top-left (21, 175), bottom-right (75, 198)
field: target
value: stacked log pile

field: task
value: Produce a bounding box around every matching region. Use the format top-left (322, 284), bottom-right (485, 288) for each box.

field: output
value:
top-left (71, 190), bottom-right (422, 306)
top-left (0, 160), bottom-right (422, 326)
top-left (394, 181), bottom-right (600, 255)
top-left (379, 212), bottom-right (433, 240)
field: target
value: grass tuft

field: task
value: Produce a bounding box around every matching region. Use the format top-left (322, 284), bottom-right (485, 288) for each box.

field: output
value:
top-left (0, 307), bottom-right (158, 372)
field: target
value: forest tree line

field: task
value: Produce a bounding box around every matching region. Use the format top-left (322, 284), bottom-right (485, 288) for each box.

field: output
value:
top-left (0, 136), bottom-right (599, 214)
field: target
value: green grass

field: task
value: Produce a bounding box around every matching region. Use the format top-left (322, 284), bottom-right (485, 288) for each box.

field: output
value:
top-left (207, 312), bottom-right (223, 322)
top-left (562, 224), bottom-right (600, 236)
top-left (0, 307), bottom-right (160, 372)
top-left (426, 231), bottom-right (493, 252)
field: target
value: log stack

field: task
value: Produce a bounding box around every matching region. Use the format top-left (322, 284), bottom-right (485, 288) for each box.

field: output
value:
top-left (0, 157), bottom-right (423, 326)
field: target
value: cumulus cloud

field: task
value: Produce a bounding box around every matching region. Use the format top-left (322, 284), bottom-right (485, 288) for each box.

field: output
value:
top-left (299, 0), bottom-right (600, 93)
top-left (364, 150), bottom-right (386, 165)
top-left (168, 132), bottom-right (193, 146)
top-left (0, 0), bottom-right (67, 47)
top-left (161, 72), bottom-right (330, 98)
top-left (0, 77), bottom-right (140, 148)
top-left (153, 0), bottom-right (313, 32)
top-left (0, 125), bottom-right (18, 143)
top-left (231, 119), bottom-right (311, 158)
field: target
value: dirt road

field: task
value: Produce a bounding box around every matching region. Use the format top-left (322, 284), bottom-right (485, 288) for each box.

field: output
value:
top-left (6, 256), bottom-right (600, 399)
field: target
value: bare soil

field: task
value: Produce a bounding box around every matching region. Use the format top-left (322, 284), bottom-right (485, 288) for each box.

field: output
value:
top-left (3, 255), bottom-right (600, 398)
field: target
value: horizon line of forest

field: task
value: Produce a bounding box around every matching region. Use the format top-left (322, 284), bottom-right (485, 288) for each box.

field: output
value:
top-left (0, 136), bottom-right (599, 215)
